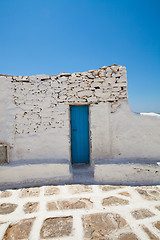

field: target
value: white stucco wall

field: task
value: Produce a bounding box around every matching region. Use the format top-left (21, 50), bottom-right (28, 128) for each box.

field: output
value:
top-left (11, 104), bottom-right (70, 162)
top-left (0, 76), bottom-right (15, 151)
top-left (90, 102), bottom-right (111, 161)
top-left (111, 101), bottom-right (160, 160)
top-left (0, 65), bottom-right (127, 164)
top-left (1, 65), bottom-right (159, 167)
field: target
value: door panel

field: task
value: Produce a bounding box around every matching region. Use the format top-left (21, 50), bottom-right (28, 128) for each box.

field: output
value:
top-left (70, 106), bottom-right (90, 164)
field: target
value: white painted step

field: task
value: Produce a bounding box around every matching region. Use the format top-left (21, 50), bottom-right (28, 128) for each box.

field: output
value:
top-left (94, 159), bottom-right (160, 185)
top-left (0, 159), bottom-right (71, 188)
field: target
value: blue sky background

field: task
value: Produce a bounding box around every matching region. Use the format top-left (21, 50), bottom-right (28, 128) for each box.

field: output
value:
top-left (0, 0), bottom-right (160, 113)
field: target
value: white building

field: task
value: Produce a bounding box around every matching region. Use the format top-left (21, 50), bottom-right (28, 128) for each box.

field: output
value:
top-left (0, 65), bottom-right (160, 187)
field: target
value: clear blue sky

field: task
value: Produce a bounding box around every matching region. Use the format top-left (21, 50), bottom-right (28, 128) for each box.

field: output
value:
top-left (0, 0), bottom-right (160, 113)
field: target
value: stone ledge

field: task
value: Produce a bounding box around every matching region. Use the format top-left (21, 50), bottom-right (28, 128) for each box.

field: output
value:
top-left (94, 160), bottom-right (160, 185)
top-left (0, 161), bottom-right (72, 189)
top-left (94, 158), bottom-right (160, 165)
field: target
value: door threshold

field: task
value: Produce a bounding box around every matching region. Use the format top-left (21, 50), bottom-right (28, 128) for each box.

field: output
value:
top-left (72, 163), bottom-right (90, 166)
top-left (71, 164), bottom-right (94, 184)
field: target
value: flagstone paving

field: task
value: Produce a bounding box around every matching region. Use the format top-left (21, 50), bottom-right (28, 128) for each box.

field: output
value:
top-left (0, 185), bottom-right (160, 239)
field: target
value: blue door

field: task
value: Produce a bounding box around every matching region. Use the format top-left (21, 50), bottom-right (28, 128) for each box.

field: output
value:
top-left (70, 106), bottom-right (90, 164)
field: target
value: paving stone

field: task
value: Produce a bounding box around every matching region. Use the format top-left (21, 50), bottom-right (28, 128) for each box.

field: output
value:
top-left (102, 196), bottom-right (129, 206)
top-left (40, 216), bottom-right (73, 238)
top-left (142, 226), bottom-right (159, 240)
top-left (118, 232), bottom-right (139, 240)
top-left (46, 201), bottom-right (58, 211)
top-left (2, 218), bottom-right (35, 240)
top-left (154, 221), bottom-right (160, 231)
top-left (19, 187), bottom-right (40, 198)
top-left (44, 186), bottom-right (60, 196)
top-left (82, 212), bottom-right (127, 239)
top-left (118, 192), bottom-right (130, 197)
top-left (0, 203), bottom-right (17, 215)
top-left (0, 191), bottom-right (12, 198)
top-left (0, 222), bottom-right (7, 225)
top-left (131, 209), bottom-right (155, 220)
top-left (155, 206), bottom-right (160, 211)
top-left (23, 202), bottom-right (39, 214)
top-left (1, 184), bottom-right (160, 240)
top-left (68, 185), bottom-right (92, 194)
top-left (92, 232), bottom-right (112, 240)
top-left (136, 187), bottom-right (160, 201)
top-left (100, 185), bottom-right (124, 192)
top-left (58, 198), bottom-right (93, 210)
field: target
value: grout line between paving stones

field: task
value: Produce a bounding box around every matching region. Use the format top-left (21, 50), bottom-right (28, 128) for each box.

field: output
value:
top-left (144, 222), bottom-right (160, 239)
top-left (0, 223), bottom-right (9, 240)
top-left (72, 213), bottom-right (83, 240)
top-left (29, 186), bottom-right (45, 240)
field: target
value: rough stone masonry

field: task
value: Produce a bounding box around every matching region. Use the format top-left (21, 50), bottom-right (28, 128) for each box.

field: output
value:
top-left (11, 64), bottom-right (127, 136)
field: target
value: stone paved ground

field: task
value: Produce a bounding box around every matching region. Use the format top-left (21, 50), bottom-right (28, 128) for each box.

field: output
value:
top-left (0, 185), bottom-right (160, 240)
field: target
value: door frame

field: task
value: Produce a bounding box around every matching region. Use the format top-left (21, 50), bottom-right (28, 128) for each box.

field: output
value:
top-left (69, 104), bottom-right (91, 165)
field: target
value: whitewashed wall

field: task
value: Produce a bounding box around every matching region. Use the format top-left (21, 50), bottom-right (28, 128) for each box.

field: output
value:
top-left (90, 102), bottom-right (111, 162)
top-left (0, 77), bottom-right (15, 148)
top-left (111, 101), bottom-right (160, 160)
top-left (0, 65), bottom-right (159, 167)
top-left (0, 65), bottom-right (127, 163)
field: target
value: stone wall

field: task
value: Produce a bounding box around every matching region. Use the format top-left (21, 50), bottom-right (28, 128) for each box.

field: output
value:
top-left (0, 65), bottom-right (127, 163)
top-left (12, 64), bottom-right (127, 137)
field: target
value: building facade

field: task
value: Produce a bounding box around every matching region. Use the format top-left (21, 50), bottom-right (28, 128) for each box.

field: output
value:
top-left (0, 65), bottom-right (160, 187)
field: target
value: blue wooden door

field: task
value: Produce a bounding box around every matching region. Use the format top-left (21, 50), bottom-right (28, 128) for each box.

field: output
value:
top-left (70, 106), bottom-right (90, 164)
